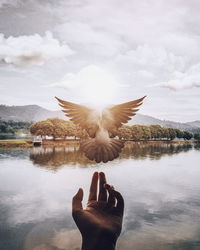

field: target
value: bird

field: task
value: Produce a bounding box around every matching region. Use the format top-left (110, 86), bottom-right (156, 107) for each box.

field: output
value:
top-left (55, 96), bottom-right (146, 163)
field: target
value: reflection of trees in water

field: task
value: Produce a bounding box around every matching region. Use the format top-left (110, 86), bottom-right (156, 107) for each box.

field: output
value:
top-left (29, 142), bottom-right (194, 170)
top-left (29, 146), bottom-right (93, 170)
top-left (120, 142), bottom-right (193, 160)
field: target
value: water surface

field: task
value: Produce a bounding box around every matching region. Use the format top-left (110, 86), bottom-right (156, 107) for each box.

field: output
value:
top-left (0, 142), bottom-right (200, 250)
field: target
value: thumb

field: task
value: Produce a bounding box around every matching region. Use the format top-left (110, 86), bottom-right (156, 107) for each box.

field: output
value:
top-left (72, 188), bottom-right (83, 212)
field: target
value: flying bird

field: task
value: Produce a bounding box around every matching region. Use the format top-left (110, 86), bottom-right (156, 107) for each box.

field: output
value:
top-left (55, 96), bottom-right (146, 163)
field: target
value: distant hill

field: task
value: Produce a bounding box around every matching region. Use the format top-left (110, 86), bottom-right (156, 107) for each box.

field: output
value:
top-left (185, 120), bottom-right (200, 128)
top-left (0, 104), bottom-right (65, 122)
top-left (0, 104), bottom-right (199, 132)
top-left (129, 114), bottom-right (200, 131)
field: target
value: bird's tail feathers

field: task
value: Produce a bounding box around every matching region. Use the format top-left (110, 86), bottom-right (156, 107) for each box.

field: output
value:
top-left (80, 138), bottom-right (124, 163)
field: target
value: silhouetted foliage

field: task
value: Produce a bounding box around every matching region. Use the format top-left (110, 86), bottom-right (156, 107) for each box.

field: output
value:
top-left (194, 133), bottom-right (200, 141)
top-left (182, 131), bottom-right (193, 140)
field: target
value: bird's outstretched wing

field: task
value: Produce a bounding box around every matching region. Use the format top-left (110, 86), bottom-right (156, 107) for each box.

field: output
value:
top-left (55, 97), bottom-right (98, 138)
top-left (102, 96), bottom-right (146, 137)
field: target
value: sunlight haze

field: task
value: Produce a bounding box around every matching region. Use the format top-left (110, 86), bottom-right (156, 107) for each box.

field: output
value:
top-left (0, 0), bottom-right (200, 122)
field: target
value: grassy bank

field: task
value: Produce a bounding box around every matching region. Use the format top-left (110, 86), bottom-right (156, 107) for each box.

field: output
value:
top-left (0, 139), bottom-right (32, 148)
top-left (0, 139), bottom-right (80, 148)
top-left (0, 138), bottom-right (197, 149)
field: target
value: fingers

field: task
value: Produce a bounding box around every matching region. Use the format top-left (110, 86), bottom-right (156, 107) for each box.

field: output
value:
top-left (105, 184), bottom-right (115, 207)
top-left (84, 171), bottom-right (124, 215)
top-left (88, 172), bottom-right (98, 201)
top-left (105, 184), bottom-right (124, 215)
top-left (72, 188), bottom-right (83, 212)
top-left (107, 190), bottom-right (116, 207)
top-left (98, 172), bottom-right (107, 201)
top-left (113, 190), bottom-right (124, 215)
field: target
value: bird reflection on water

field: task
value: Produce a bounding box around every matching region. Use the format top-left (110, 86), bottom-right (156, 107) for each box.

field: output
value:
top-left (29, 142), bottom-right (195, 170)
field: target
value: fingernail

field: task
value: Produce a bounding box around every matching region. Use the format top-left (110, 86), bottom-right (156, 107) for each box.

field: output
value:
top-left (99, 172), bottom-right (105, 177)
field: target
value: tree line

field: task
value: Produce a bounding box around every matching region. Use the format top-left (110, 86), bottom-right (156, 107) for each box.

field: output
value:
top-left (0, 120), bottom-right (31, 134)
top-left (118, 124), bottom-right (193, 140)
top-left (30, 118), bottom-right (200, 141)
top-left (30, 118), bottom-right (88, 140)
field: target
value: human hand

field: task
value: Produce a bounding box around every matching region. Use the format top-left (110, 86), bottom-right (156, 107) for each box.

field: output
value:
top-left (72, 172), bottom-right (124, 250)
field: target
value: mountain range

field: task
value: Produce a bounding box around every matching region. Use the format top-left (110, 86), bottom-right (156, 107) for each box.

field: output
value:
top-left (0, 104), bottom-right (200, 132)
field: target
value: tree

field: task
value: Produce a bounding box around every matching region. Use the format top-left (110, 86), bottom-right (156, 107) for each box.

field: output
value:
top-left (183, 131), bottom-right (193, 140)
top-left (167, 128), bottom-right (176, 140)
top-left (0, 122), bottom-right (8, 133)
top-left (149, 125), bottom-right (163, 139)
top-left (64, 120), bottom-right (77, 138)
top-left (51, 119), bottom-right (66, 139)
top-left (30, 120), bottom-right (54, 138)
top-left (117, 125), bottom-right (132, 140)
top-left (30, 118), bottom-right (196, 142)
top-left (175, 129), bottom-right (184, 139)
top-left (1, 120), bottom-right (31, 131)
top-left (161, 127), bottom-right (170, 139)
top-left (74, 124), bottom-right (89, 139)
top-left (130, 125), bottom-right (143, 140)
top-left (194, 133), bottom-right (200, 141)
top-left (30, 118), bottom-right (89, 140)
top-left (140, 125), bottom-right (151, 140)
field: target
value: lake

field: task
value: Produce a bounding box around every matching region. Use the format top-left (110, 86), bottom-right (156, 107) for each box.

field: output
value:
top-left (0, 142), bottom-right (200, 250)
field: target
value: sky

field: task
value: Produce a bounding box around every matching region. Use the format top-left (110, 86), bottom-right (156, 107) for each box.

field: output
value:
top-left (0, 0), bottom-right (200, 122)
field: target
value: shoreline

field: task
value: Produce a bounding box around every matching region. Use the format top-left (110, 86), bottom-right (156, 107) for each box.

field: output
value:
top-left (0, 139), bottom-right (197, 149)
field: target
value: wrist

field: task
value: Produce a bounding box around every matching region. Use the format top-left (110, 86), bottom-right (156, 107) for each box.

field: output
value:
top-left (81, 238), bottom-right (116, 250)
top-left (81, 232), bottom-right (117, 250)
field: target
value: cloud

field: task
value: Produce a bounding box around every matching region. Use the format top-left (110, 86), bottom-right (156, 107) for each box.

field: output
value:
top-left (54, 0), bottom-right (200, 60)
top-left (1, 0), bottom-right (200, 121)
top-left (56, 21), bottom-right (126, 57)
top-left (0, 31), bottom-right (74, 66)
top-left (0, 0), bottom-right (19, 8)
top-left (154, 64), bottom-right (200, 90)
top-left (115, 45), bottom-right (185, 83)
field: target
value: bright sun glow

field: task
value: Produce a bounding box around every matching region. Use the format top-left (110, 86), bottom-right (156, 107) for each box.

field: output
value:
top-left (61, 65), bottom-right (120, 108)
